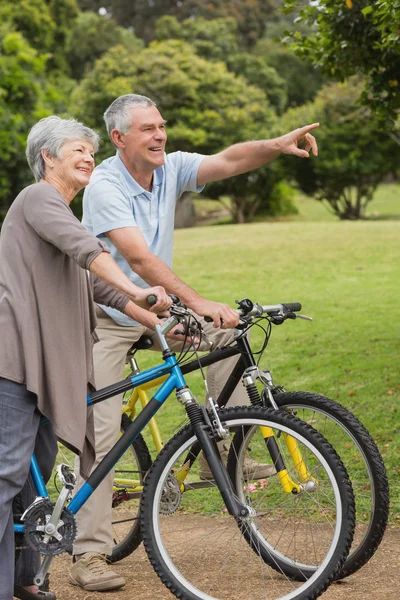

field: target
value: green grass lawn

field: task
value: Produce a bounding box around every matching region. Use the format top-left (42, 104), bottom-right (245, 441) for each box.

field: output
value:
top-left (132, 182), bottom-right (399, 523)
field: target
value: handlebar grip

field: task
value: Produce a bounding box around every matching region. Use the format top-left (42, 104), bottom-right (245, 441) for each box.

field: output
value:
top-left (282, 302), bottom-right (302, 312)
top-left (147, 294), bottom-right (158, 306)
top-left (204, 316), bottom-right (214, 323)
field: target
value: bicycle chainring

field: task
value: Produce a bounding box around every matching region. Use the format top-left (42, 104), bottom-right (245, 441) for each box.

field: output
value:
top-left (23, 498), bottom-right (76, 555)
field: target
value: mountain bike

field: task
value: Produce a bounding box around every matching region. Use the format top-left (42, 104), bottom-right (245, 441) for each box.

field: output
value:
top-left (97, 298), bottom-right (389, 581)
top-left (15, 298), bottom-right (356, 600)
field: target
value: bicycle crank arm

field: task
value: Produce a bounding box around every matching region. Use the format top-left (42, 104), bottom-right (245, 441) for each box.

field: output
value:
top-left (33, 555), bottom-right (53, 588)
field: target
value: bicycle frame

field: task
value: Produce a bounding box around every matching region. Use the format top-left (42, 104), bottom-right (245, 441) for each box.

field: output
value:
top-left (15, 344), bottom-right (250, 537)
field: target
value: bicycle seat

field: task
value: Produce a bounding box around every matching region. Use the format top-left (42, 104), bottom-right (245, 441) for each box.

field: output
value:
top-left (128, 335), bottom-right (154, 354)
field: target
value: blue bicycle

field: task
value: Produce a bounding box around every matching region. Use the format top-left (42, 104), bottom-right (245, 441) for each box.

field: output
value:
top-left (15, 298), bottom-right (356, 600)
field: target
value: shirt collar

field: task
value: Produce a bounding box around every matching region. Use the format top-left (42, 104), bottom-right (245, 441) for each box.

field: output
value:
top-left (114, 152), bottom-right (164, 196)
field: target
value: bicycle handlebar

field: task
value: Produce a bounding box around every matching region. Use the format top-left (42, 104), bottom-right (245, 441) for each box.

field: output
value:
top-left (147, 294), bottom-right (158, 306)
top-left (236, 300), bottom-right (301, 317)
top-left (152, 296), bottom-right (310, 341)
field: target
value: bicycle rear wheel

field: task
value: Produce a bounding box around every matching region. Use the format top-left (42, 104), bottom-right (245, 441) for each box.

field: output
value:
top-left (108, 415), bottom-right (152, 561)
top-left (141, 406), bottom-right (355, 600)
top-left (271, 391), bottom-right (389, 578)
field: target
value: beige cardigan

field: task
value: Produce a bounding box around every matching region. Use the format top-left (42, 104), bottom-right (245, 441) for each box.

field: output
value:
top-left (0, 182), bottom-right (129, 477)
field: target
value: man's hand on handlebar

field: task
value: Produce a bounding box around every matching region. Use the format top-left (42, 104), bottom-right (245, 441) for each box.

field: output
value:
top-left (190, 298), bottom-right (240, 329)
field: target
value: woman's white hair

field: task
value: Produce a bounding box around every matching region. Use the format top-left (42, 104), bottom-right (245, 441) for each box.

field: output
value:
top-left (26, 116), bottom-right (100, 182)
top-left (103, 94), bottom-right (156, 144)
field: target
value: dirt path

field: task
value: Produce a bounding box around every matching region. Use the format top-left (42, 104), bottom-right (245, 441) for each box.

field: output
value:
top-left (45, 525), bottom-right (400, 600)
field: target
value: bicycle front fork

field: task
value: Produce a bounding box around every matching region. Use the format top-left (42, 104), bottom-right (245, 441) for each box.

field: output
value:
top-left (177, 387), bottom-right (253, 518)
top-left (242, 366), bottom-right (315, 494)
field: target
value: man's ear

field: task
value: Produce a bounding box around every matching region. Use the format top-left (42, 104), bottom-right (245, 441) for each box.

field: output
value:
top-left (110, 129), bottom-right (125, 149)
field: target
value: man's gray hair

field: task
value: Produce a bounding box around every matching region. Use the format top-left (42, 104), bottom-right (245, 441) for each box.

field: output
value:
top-left (104, 94), bottom-right (156, 141)
top-left (26, 116), bottom-right (100, 182)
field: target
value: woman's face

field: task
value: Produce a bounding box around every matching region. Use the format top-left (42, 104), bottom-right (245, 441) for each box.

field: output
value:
top-left (51, 139), bottom-right (95, 191)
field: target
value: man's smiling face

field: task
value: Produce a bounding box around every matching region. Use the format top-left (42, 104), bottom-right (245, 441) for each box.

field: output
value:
top-left (120, 105), bottom-right (167, 172)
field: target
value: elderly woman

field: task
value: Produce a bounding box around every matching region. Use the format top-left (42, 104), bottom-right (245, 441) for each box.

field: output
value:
top-left (0, 116), bottom-right (171, 600)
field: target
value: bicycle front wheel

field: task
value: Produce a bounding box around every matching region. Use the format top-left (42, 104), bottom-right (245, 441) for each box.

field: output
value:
top-left (272, 391), bottom-right (389, 578)
top-left (141, 406), bottom-right (355, 600)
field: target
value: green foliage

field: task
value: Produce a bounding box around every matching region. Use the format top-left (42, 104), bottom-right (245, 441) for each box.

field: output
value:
top-left (225, 52), bottom-right (288, 115)
top-left (254, 39), bottom-right (324, 109)
top-left (261, 181), bottom-right (299, 217)
top-left (65, 11), bottom-right (144, 80)
top-left (278, 79), bottom-right (400, 219)
top-left (0, 14), bottom-right (75, 222)
top-left (0, 0), bottom-right (56, 52)
top-left (282, 0), bottom-right (400, 125)
top-left (0, 0), bottom-right (79, 73)
top-left (155, 15), bottom-right (287, 113)
top-left (155, 15), bottom-right (240, 61)
top-left (76, 0), bottom-right (276, 47)
top-left (0, 28), bottom-right (47, 218)
top-left (181, 0), bottom-right (277, 48)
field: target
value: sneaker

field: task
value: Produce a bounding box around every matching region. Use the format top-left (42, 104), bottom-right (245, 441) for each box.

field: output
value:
top-left (199, 441), bottom-right (276, 481)
top-left (68, 552), bottom-right (125, 591)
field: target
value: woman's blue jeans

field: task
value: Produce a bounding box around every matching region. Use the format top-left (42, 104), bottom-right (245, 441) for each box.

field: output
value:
top-left (0, 378), bottom-right (57, 599)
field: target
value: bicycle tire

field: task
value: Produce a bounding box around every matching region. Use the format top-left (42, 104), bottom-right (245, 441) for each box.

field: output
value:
top-left (107, 414), bottom-right (152, 562)
top-left (141, 406), bottom-right (355, 600)
top-left (271, 391), bottom-right (389, 579)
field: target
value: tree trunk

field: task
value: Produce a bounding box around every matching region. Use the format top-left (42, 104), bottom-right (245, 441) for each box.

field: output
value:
top-left (175, 192), bottom-right (196, 229)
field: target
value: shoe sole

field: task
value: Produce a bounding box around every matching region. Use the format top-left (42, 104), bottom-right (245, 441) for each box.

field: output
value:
top-left (68, 573), bottom-right (125, 591)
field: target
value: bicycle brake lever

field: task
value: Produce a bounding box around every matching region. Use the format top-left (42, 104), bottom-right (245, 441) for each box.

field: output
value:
top-left (296, 314), bottom-right (313, 321)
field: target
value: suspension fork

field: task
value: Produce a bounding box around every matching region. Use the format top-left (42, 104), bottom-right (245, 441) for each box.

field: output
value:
top-left (232, 337), bottom-right (313, 492)
top-left (178, 387), bottom-right (252, 518)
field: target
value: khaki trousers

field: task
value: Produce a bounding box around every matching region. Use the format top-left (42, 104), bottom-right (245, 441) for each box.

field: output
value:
top-left (73, 307), bottom-right (248, 555)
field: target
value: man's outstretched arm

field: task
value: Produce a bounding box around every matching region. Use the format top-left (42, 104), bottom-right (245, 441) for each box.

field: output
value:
top-left (197, 123), bottom-right (319, 186)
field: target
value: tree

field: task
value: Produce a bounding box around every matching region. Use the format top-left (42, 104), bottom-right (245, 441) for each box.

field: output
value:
top-left (76, 0), bottom-right (276, 47)
top-left (278, 79), bottom-right (400, 219)
top-left (65, 11), bottom-right (144, 80)
top-left (254, 39), bottom-right (324, 109)
top-left (70, 39), bottom-right (285, 223)
top-left (0, 26), bottom-right (54, 220)
top-left (155, 16), bottom-right (288, 113)
top-left (0, 1), bottom-right (77, 222)
top-left (0, 0), bottom-right (79, 73)
top-left (155, 15), bottom-right (239, 62)
top-left (282, 0), bottom-right (400, 126)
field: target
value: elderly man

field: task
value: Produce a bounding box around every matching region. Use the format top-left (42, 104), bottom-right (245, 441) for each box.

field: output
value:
top-left (70, 94), bottom-right (319, 592)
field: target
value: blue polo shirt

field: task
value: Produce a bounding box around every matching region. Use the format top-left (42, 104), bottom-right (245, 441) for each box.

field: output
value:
top-left (82, 151), bottom-right (205, 325)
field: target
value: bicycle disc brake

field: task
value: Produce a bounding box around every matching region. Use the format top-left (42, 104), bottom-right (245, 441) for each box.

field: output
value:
top-left (23, 498), bottom-right (76, 555)
top-left (160, 473), bottom-right (181, 515)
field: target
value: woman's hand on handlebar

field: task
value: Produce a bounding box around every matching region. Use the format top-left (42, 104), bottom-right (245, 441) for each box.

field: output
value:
top-left (133, 286), bottom-right (172, 314)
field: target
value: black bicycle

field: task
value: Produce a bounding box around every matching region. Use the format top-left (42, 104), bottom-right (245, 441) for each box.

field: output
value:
top-left (95, 298), bottom-right (389, 581)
